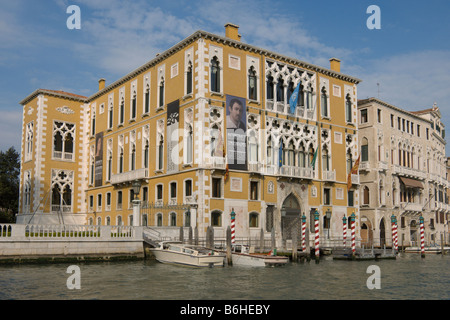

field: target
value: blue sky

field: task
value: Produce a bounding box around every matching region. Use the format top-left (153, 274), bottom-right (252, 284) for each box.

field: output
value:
top-left (1, 0), bottom-right (450, 153)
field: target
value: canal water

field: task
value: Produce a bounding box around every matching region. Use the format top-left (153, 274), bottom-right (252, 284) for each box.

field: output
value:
top-left (0, 254), bottom-right (448, 301)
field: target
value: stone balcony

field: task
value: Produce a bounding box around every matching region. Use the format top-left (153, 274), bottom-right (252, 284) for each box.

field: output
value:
top-left (111, 168), bottom-right (148, 185)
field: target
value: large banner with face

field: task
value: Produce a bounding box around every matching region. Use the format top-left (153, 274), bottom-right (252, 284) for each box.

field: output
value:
top-left (167, 99), bottom-right (180, 174)
top-left (226, 95), bottom-right (247, 171)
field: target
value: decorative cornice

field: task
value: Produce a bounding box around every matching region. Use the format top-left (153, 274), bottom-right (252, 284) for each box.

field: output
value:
top-left (20, 29), bottom-right (362, 106)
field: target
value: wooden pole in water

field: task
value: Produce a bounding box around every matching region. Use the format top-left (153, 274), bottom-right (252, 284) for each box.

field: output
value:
top-left (226, 226), bottom-right (232, 266)
top-left (188, 226), bottom-right (193, 245)
top-left (420, 215), bottom-right (425, 258)
top-left (440, 233), bottom-right (445, 255)
top-left (260, 228), bottom-right (264, 253)
top-left (271, 226), bottom-right (276, 255)
top-left (292, 226), bottom-right (298, 261)
top-left (179, 226), bottom-right (184, 244)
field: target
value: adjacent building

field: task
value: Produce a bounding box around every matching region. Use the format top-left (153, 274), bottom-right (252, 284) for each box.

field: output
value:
top-left (17, 24), bottom-right (363, 248)
top-left (358, 98), bottom-right (448, 247)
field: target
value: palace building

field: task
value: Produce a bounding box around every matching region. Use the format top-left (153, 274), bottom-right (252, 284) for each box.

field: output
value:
top-left (357, 98), bottom-right (449, 247)
top-left (17, 24), bottom-right (362, 247)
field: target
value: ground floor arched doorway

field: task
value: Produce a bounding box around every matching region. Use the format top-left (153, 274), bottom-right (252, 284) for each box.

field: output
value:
top-left (281, 193), bottom-right (302, 241)
top-left (360, 217), bottom-right (373, 247)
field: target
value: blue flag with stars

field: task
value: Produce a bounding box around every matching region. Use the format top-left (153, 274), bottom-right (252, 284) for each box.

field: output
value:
top-left (289, 83), bottom-right (301, 114)
top-left (279, 144), bottom-right (283, 167)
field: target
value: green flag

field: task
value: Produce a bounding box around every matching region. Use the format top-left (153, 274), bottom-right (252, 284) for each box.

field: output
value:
top-left (310, 148), bottom-right (318, 169)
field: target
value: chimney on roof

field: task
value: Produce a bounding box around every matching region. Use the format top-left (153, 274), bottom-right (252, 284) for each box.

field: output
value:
top-left (98, 78), bottom-right (105, 91)
top-left (329, 58), bottom-right (341, 73)
top-left (225, 23), bottom-right (241, 41)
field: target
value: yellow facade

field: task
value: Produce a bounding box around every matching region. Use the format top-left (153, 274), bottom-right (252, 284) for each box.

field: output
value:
top-left (18, 25), bottom-right (361, 243)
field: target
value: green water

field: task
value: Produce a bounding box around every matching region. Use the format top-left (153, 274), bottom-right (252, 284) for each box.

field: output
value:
top-left (0, 253), bottom-right (448, 300)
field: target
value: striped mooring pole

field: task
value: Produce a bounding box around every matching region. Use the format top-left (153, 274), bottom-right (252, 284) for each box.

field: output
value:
top-left (342, 215), bottom-right (347, 247)
top-left (394, 217), bottom-right (398, 252)
top-left (419, 215), bottom-right (425, 258)
top-left (391, 214), bottom-right (398, 252)
top-left (314, 210), bottom-right (320, 262)
top-left (230, 208), bottom-right (236, 245)
top-left (350, 212), bottom-right (356, 258)
top-left (301, 214), bottom-right (307, 252)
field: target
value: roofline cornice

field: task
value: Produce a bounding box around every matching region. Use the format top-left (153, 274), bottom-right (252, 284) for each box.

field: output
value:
top-left (20, 29), bottom-right (362, 106)
top-left (19, 89), bottom-right (88, 105)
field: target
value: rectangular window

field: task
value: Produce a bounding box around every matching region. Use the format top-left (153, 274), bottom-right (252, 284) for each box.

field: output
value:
top-left (212, 177), bottom-right (221, 198)
top-left (348, 191), bottom-right (354, 207)
top-left (97, 194), bottom-right (102, 211)
top-left (360, 109), bottom-right (368, 123)
top-left (157, 184), bottom-right (163, 201)
top-left (390, 114), bottom-right (394, 127)
top-left (377, 109), bottom-right (381, 123)
top-left (89, 195), bottom-right (94, 210)
top-left (106, 192), bottom-right (111, 211)
top-left (170, 182), bottom-right (177, 199)
top-left (185, 180), bottom-right (192, 197)
top-left (117, 191), bottom-right (123, 210)
top-left (250, 181), bottom-right (258, 200)
top-left (324, 188), bottom-right (331, 205)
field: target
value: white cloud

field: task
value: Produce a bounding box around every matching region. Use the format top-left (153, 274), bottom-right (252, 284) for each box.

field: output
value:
top-left (357, 50), bottom-right (450, 110)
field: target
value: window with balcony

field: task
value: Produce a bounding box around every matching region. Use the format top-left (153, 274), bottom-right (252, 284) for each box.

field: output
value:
top-left (130, 92), bottom-right (137, 120)
top-left (361, 138), bottom-right (369, 162)
top-left (25, 121), bottom-right (33, 162)
top-left (211, 56), bottom-right (221, 93)
top-left (119, 98), bottom-right (124, 125)
top-left (276, 77), bottom-right (284, 103)
top-left (51, 169), bottom-right (73, 214)
top-left (53, 121), bottom-right (75, 161)
top-left (108, 103), bottom-right (113, 130)
top-left (157, 135), bottom-right (164, 170)
top-left (186, 61), bottom-right (193, 95)
top-left (158, 79), bottom-right (165, 108)
top-left (345, 94), bottom-right (352, 123)
top-left (156, 184), bottom-right (163, 202)
top-left (170, 182), bottom-right (177, 203)
top-left (321, 87), bottom-right (328, 118)
top-left (248, 66), bottom-right (257, 100)
top-left (117, 190), bottom-right (123, 210)
top-left (106, 192), bottom-right (111, 211)
top-left (144, 84), bottom-right (150, 114)
top-left (97, 194), bottom-right (102, 212)
top-left (266, 75), bottom-right (274, 101)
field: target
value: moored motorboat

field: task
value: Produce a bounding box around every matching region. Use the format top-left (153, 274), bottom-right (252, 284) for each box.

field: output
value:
top-left (149, 242), bottom-right (225, 267)
top-left (229, 245), bottom-right (289, 267)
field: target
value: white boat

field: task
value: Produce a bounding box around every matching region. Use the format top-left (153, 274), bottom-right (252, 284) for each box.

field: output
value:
top-left (149, 242), bottom-right (226, 267)
top-left (404, 246), bottom-right (450, 254)
top-left (229, 245), bottom-right (289, 267)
